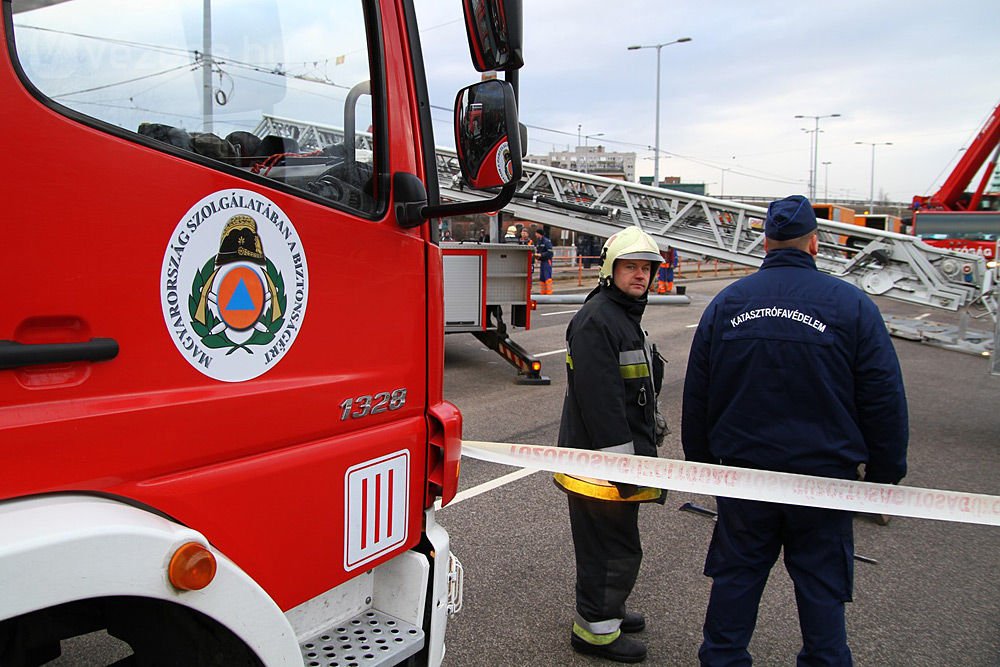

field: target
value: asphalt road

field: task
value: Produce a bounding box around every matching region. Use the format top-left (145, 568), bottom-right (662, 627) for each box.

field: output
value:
top-left (438, 277), bottom-right (1000, 667)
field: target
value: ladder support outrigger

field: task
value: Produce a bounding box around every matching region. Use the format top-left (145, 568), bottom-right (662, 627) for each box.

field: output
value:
top-left (471, 307), bottom-right (550, 385)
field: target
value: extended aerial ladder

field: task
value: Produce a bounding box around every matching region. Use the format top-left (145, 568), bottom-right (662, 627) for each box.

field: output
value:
top-left (436, 150), bottom-right (999, 371)
top-left (256, 114), bottom-right (999, 372)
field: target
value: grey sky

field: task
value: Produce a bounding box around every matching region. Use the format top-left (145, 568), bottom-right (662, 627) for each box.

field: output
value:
top-left (416, 1), bottom-right (1000, 203)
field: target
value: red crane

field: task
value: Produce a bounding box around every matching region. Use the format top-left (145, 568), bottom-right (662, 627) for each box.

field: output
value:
top-left (913, 100), bottom-right (1000, 212)
top-left (911, 100), bottom-right (1000, 261)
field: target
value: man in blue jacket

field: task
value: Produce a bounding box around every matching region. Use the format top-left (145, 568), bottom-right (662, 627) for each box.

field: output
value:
top-left (681, 195), bottom-right (908, 666)
top-left (533, 226), bottom-right (555, 294)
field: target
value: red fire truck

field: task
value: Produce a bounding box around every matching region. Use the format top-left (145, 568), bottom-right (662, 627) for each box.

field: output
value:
top-left (0, 0), bottom-right (523, 664)
top-left (911, 100), bottom-right (1000, 261)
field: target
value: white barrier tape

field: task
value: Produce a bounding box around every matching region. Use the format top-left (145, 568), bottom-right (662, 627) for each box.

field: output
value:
top-left (461, 441), bottom-right (1000, 527)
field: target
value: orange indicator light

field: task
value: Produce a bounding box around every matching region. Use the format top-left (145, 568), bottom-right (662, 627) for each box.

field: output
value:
top-left (168, 542), bottom-right (217, 591)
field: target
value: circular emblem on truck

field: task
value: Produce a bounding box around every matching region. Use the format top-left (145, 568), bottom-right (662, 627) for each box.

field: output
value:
top-left (160, 189), bottom-right (309, 382)
top-left (494, 139), bottom-right (512, 183)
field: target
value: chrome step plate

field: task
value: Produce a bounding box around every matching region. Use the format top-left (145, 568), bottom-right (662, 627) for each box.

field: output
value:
top-left (300, 609), bottom-right (424, 667)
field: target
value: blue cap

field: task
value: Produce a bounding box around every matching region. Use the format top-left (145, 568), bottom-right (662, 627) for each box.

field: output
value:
top-left (765, 195), bottom-right (818, 240)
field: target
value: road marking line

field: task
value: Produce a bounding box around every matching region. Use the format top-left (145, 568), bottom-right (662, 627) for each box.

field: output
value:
top-left (535, 348), bottom-right (568, 358)
top-left (438, 467), bottom-right (538, 508)
top-left (541, 309), bottom-right (579, 317)
top-left (686, 324), bottom-right (698, 328)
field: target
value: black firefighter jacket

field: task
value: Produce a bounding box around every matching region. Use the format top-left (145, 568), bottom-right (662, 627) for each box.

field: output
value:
top-left (556, 285), bottom-right (663, 501)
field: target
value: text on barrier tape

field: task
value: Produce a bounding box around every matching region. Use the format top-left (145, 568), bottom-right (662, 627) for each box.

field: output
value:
top-left (461, 441), bottom-right (1000, 527)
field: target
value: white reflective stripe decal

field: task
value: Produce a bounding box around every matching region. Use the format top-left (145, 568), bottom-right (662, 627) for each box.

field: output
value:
top-left (618, 350), bottom-right (646, 365)
top-left (575, 613), bottom-right (621, 635)
top-left (344, 450), bottom-right (410, 571)
top-left (461, 441), bottom-right (1000, 527)
top-left (600, 441), bottom-right (635, 455)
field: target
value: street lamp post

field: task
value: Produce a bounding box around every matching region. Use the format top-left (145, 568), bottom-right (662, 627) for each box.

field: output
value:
top-left (794, 113), bottom-right (841, 200)
top-left (582, 132), bottom-right (604, 173)
top-left (855, 141), bottom-right (893, 206)
top-left (628, 37), bottom-right (692, 187)
top-left (821, 161), bottom-right (831, 201)
top-left (800, 128), bottom-right (817, 195)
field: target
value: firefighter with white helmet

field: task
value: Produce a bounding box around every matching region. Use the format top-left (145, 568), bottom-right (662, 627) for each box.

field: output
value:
top-left (555, 225), bottom-right (667, 663)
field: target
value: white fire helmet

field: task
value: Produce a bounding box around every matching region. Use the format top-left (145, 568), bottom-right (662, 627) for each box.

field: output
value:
top-left (598, 227), bottom-right (662, 288)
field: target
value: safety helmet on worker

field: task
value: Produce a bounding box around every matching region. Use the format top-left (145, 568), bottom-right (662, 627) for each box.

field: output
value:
top-left (598, 227), bottom-right (662, 288)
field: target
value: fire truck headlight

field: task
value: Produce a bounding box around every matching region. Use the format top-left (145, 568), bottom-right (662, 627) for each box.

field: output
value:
top-left (168, 542), bottom-right (217, 591)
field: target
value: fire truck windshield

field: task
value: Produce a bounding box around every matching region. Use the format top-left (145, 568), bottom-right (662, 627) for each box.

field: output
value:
top-left (10, 0), bottom-right (380, 215)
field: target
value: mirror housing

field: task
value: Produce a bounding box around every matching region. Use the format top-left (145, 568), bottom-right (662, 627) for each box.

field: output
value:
top-left (462, 0), bottom-right (523, 72)
top-left (417, 80), bottom-right (522, 222)
top-left (455, 79), bottom-right (521, 190)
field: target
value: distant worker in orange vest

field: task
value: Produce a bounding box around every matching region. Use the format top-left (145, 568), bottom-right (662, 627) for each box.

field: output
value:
top-left (656, 247), bottom-right (679, 294)
top-left (534, 227), bottom-right (555, 294)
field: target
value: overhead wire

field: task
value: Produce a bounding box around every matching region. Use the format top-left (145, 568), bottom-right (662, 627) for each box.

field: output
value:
top-left (52, 63), bottom-right (196, 98)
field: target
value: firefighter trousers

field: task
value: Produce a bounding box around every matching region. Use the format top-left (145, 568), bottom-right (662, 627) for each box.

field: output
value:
top-left (567, 495), bottom-right (642, 634)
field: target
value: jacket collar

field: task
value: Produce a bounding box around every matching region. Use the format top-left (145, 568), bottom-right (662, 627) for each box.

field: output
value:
top-left (586, 284), bottom-right (647, 320)
top-left (760, 247), bottom-right (818, 271)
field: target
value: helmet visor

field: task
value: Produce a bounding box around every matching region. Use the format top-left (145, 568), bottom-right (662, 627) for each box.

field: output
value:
top-left (617, 250), bottom-right (664, 263)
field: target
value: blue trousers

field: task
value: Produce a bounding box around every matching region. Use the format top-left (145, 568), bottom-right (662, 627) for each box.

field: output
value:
top-left (699, 497), bottom-right (854, 667)
top-left (540, 259), bottom-right (553, 282)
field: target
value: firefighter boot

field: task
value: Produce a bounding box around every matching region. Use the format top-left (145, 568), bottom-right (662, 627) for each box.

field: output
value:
top-left (571, 629), bottom-right (647, 664)
top-left (621, 611), bottom-right (645, 633)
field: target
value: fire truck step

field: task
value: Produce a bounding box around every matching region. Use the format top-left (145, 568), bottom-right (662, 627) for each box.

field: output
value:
top-left (299, 609), bottom-right (424, 667)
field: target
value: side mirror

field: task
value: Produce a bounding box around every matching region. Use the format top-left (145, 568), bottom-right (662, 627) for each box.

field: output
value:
top-left (462, 0), bottom-right (523, 72)
top-left (410, 79), bottom-right (522, 224)
top-left (454, 79), bottom-right (522, 190)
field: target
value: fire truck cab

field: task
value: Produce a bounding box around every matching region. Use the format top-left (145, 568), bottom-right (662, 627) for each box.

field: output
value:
top-left (0, 0), bottom-right (523, 664)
